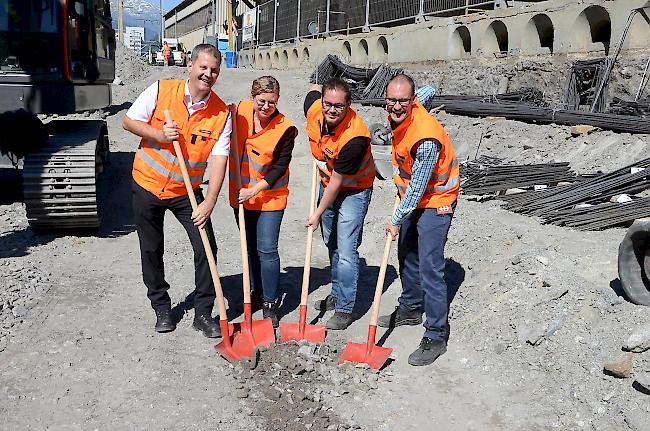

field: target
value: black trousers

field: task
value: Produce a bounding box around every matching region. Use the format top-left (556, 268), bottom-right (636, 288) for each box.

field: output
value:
top-left (132, 180), bottom-right (217, 315)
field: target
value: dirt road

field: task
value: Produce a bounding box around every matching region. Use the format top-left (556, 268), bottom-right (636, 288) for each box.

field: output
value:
top-left (1, 56), bottom-right (649, 430)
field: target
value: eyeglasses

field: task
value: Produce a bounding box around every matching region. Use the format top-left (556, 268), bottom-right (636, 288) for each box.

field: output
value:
top-left (322, 101), bottom-right (347, 112)
top-left (385, 98), bottom-right (413, 107)
top-left (255, 98), bottom-right (277, 108)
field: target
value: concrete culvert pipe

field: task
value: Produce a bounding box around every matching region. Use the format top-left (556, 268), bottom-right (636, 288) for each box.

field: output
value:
top-left (618, 218), bottom-right (650, 305)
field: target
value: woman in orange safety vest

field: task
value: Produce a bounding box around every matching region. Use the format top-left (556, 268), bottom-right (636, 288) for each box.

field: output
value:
top-left (229, 76), bottom-right (298, 327)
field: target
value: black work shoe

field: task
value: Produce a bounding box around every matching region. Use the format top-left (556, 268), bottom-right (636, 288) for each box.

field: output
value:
top-left (408, 337), bottom-right (447, 366)
top-left (314, 294), bottom-right (336, 311)
top-left (192, 313), bottom-right (221, 338)
top-left (155, 308), bottom-right (176, 333)
top-left (326, 311), bottom-right (353, 330)
top-left (262, 300), bottom-right (279, 328)
top-left (377, 307), bottom-right (423, 328)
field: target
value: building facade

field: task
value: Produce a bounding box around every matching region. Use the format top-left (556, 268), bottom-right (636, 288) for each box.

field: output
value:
top-left (163, 0), bottom-right (253, 51)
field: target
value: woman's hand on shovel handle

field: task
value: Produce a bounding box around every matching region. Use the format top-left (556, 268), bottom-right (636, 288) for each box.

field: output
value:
top-left (386, 223), bottom-right (400, 240)
top-left (306, 213), bottom-right (321, 231)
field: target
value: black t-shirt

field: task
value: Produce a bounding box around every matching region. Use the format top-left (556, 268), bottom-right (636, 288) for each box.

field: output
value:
top-left (304, 90), bottom-right (370, 176)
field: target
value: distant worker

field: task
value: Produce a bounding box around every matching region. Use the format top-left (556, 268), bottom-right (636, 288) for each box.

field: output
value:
top-left (304, 78), bottom-right (376, 330)
top-left (122, 44), bottom-right (231, 338)
top-left (379, 74), bottom-right (459, 366)
top-left (162, 41), bottom-right (171, 66)
top-left (229, 76), bottom-right (298, 327)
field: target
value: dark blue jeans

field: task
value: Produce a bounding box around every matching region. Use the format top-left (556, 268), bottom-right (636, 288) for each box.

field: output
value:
top-left (319, 185), bottom-right (373, 314)
top-left (234, 208), bottom-right (284, 302)
top-left (397, 206), bottom-right (454, 341)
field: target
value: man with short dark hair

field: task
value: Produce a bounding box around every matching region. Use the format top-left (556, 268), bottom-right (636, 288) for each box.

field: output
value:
top-left (123, 44), bottom-right (231, 338)
top-left (378, 73), bottom-right (459, 366)
top-left (304, 78), bottom-right (376, 330)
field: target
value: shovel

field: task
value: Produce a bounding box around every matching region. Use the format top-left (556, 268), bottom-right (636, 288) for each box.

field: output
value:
top-left (163, 110), bottom-right (242, 362)
top-left (228, 104), bottom-right (276, 357)
top-left (339, 195), bottom-right (400, 370)
top-left (279, 161), bottom-right (326, 343)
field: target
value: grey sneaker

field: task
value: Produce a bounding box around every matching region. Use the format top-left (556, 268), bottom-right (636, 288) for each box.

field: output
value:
top-left (378, 307), bottom-right (423, 328)
top-left (408, 337), bottom-right (447, 366)
top-left (326, 311), bottom-right (353, 330)
top-left (314, 294), bottom-right (336, 311)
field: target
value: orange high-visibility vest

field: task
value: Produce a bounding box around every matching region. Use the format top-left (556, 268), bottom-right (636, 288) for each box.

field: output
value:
top-left (391, 100), bottom-right (459, 208)
top-left (229, 100), bottom-right (296, 211)
top-left (306, 99), bottom-right (375, 191)
top-left (131, 79), bottom-right (229, 199)
top-left (162, 45), bottom-right (171, 56)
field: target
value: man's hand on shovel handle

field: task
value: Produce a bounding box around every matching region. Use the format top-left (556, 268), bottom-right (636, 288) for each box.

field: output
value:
top-left (386, 223), bottom-right (400, 241)
top-left (161, 119), bottom-right (179, 143)
top-left (306, 213), bottom-right (321, 231)
top-left (192, 197), bottom-right (216, 229)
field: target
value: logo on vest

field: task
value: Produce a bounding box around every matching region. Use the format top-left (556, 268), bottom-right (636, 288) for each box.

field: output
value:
top-left (437, 205), bottom-right (453, 215)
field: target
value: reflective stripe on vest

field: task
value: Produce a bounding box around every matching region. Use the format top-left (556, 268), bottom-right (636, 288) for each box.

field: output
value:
top-left (137, 148), bottom-right (204, 184)
top-left (131, 79), bottom-right (229, 199)
top-left (142, 140), bottom-right (209, 170)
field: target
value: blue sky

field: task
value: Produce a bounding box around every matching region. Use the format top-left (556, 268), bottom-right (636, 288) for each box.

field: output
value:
top-left (163, 0), bottom-right (182, 11)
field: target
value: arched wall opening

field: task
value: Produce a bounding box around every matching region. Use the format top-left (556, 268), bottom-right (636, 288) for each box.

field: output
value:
top-left (280, 50), bottom-right (289, 69)
top-left (289, 48), bottom-right (299, 67)
top-left (354, 39), bottom-right (369, 64)
top-left (571, 5), bottom-right (611, 54)
top-left (483, 20), bottom-right (509, 55)
top-left (374, 36), bottom-right (389, 61)
top-left (625, 8), bottom-right (650, 49)
top-left (522, 14), bottom-right (554, 54)
top-left (342, 41), bottom-right (352, 62)
top-left (450, 26), bottom-right (471, 58)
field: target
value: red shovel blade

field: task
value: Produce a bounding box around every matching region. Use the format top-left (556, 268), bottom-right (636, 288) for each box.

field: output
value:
top-left (279, 305), bottom-right (326, 343)
top-left (279, 322), bottom-right (326, 343)
top-left (339, 325), bottom-right (392, 370)
top-left (239, 317), bottom-right (276, 348)
top-left (339, 341), bottom-right (393, 371)
top-left (214, 320), bottom-right (248, 362)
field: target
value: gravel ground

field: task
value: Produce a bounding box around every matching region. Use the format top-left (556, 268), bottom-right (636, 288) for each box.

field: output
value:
top-left (1, 46), bottom-right (650, 430)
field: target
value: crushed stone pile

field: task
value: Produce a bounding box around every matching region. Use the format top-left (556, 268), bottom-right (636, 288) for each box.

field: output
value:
top-left (218, 341), bottom-right (392, 430)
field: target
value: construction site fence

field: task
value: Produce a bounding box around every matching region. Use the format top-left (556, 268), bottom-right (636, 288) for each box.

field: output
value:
top-left (249, 0), bottom-right (497, 48)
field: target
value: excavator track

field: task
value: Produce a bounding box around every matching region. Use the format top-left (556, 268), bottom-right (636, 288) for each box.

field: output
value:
top-left (23, 120), bottom-right (109, 230)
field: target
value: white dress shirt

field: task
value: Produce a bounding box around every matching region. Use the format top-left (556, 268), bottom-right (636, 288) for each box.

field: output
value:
top-left (126, 80), bottom-right (231, 156)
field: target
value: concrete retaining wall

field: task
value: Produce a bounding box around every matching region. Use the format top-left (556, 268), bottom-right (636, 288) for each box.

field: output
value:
top-left (238, 0), bottom-right (650, 69)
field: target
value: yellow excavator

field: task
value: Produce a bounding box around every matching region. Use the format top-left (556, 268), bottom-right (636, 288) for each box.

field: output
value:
top-left (0, 0), bottom-right (115, 230)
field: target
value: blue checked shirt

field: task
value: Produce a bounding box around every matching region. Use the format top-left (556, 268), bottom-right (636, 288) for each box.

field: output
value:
top-left (391, 140), bottom-right (440, 226)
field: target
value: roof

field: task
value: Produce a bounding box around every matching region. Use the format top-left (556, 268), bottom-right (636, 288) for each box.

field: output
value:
top-left (163, 0), bottom-right (198, 19)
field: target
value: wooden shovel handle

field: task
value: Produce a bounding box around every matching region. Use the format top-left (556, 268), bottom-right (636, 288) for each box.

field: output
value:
top-left (368, 195), bottom-right (401, 327)
top-left (300, 160), bottom-right (319, 306)
top-left (227, 104), bottom-right (252, 304)
top-left (163, 109), bottom-right (227, 319)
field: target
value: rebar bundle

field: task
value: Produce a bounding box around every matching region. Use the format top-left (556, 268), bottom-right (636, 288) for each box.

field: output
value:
top-left (359, 96), bottom-right (650, 134)
top-left (310, 54), bottom-right (403, 101)
top-left (609, 97), bottom-right (650, 118)
top-left (462, 162), bottom-right (576, 195)
top-left (495, 158), bottom-right (650, 230)
top-left (459, 155), bottom-right (503, 178)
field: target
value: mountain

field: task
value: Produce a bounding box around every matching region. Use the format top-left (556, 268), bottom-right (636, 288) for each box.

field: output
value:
top-left (110, 0), bottom-right (162, 42)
